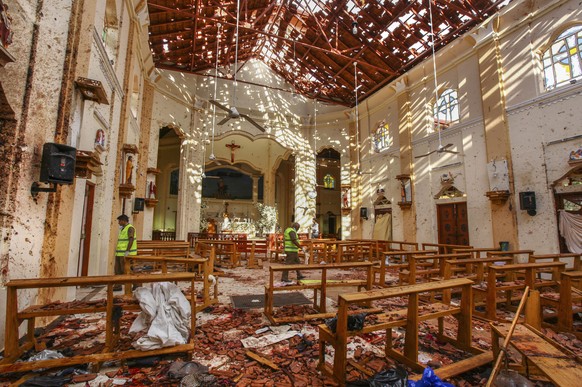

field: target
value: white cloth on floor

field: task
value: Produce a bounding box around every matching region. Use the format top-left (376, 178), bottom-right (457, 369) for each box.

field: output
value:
top-left (129, 282), bottom-right (191, 350)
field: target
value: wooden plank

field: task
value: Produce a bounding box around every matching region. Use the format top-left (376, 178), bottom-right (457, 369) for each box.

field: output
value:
top-left (408, 352), bottom-right (494, 382)
top-left (6, 272), bottom-right (197, 288)
top-left (246, 351), bottom-right (279, 370)
top-left (0, 343), bottom-right (196, 374)
top-left (339, 278), bottom-right (473, 303)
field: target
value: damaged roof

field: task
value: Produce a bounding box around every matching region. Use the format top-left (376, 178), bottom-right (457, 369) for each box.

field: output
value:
top-left (147, 0), bottom-right (513, 106)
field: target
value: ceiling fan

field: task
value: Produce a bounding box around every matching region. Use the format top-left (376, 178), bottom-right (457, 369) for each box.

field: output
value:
top-left (209, 0), bottom-right (266, 133)
top-left (414, 0), bottom-right (459, 161)
top-left (415, 142), bottom-right (459, 159)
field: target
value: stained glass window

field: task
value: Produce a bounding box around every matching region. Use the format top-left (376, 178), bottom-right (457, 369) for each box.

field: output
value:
top-left (543, 25), bottom-right (582, 90)
top-left (323, 174), bottom-right (335, 189)
top-left (433, 89), bottom-right (459, 130)
top-left (373, 122), bottom-right (392, 152)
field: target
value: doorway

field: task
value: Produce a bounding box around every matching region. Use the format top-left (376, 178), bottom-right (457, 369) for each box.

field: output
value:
top-left (78, 182), bottom-right (95, 276)
top-left (436, 202), bottom-right (469, 246)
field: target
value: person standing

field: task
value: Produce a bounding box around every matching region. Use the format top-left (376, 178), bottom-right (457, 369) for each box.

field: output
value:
top-left (282, 222), bottom-right (305, 282)
top-left (311, 218), bottom-right (320, 239)
top-left (114, 214), bottom-right (137, 290)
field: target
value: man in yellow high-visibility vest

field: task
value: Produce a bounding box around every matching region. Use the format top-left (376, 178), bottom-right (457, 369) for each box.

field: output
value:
top-left (281, 222), bottom-right (306, 283)
top-left (114, 214), bottom-right (137, 290)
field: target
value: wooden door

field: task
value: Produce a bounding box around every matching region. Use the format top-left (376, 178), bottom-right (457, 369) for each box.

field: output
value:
top-left (78, 182), bottom-right (95, 276)
top-left (437, 202), bottom-right (470, 246)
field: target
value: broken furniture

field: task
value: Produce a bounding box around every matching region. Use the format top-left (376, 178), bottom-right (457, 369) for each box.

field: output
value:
top-left (264, 262), bottom-right (374, 324)
top-left (372, 250), bottom-right (436, 287)
top-left (0, 273), bottom-right (197, 374)
top-left (318, 278), bottom-right (492, 386)
top-left (490, 322), bottom-right (582, 386)
top-left (474, 261), bottom-right (566, 320)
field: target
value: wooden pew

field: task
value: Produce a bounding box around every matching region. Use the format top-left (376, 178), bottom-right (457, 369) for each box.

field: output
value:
top-left (529, 253), bottom-right (581, 271)
top-left (196, 239), bottom-right (240, 267)
top-left (399, 252), bottom-right (472, 285)
top-left (422, 242), bottom-right (472, 254)
top-left (475, 262), bottom-right (566, 320)
top-left (487, 249), bottom-right (535, 263)
top-left (124, 253), bottom-right (219, 311)
top-left (318, 278), bottom-right (491, 386)
top-left (372, 250), bottom-right (436, 287)
top-left (137, 240), bottom-right (191, 257)
top-left (556, 271), bottom-right (582, 335)
top-left (0, 273), bottom-right (197, 374)
top-left (264, 262), bottom-right (374, 324)
top-left (452, 247), bottom-right (501, 259)
top-left (490, 322), bottom-right (582, 386)
top-left (386, 240), bottom-right (419, 251)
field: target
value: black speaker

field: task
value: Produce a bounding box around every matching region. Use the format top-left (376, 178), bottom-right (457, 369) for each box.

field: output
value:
top-left (519, 192), bottom-right (536, 210)
top-left (360, 207), bottom-right (368, 220)
top-left (39, 143), bottom-right (76, 185)
top-left (134, 198), bottom-right (145, 212)
top-left (519, 191), bottom-right (536, 216)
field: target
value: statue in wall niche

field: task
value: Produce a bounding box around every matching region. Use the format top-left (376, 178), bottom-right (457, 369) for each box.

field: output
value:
top-left (342, 187), bottom-right (350, 208)
top-left (569, 147), bottom-right (582, 161)
top-left (148, 181), bottom-right (157, 199)
top-left (125, 155), bottom-right (133, 185)
top-left (95, 129), bottom-right (105, 150)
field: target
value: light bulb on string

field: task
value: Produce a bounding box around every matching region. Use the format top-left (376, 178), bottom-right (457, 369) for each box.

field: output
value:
top-left (352, 22), bottom-right (358, 35)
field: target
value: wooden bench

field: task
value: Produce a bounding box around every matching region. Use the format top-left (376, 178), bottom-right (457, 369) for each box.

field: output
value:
top-left (529, 253), bottom-right (581, 271)
top-left (452, 247), bottom-right (501, 259)
top-left (264, 262), bottom-right (374, 324)
top-left (399, 252), bottom-right (472, 285)
top-left (195, 239), bottom-right (240, 267)
top-left (125, 254), bottom-right (219, 310)
top-left (556, 271), bottom-right (582, 335)
top-left (137, 240), bottom-right (191, 257)
top-left (372, 250), bottom-right (436, 287)
top-left (318, 278), bottom-right (490, 386)
top-left (490, 322), bottom-right (582, 386)
top-left (422, 242), bottom-right (472, 254)
top-left (487, 249), bottom-right (535, 263)
top-left (234, 239), bottom-right (268, 268)
top-left (0, 273), bottom-right (197, 374)
top-left (475, 262), bottom-right (566, 320)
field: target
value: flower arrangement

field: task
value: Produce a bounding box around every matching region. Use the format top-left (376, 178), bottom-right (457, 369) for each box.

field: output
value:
top-left (254, 203), bottom-right (278, 236)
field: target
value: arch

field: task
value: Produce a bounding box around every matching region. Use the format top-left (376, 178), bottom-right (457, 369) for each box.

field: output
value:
top-left (540, 24), bottom-right (582, 90)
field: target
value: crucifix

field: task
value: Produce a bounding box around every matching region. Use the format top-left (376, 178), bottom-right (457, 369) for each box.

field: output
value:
top-left (225, 140), bottom-right (241, 163)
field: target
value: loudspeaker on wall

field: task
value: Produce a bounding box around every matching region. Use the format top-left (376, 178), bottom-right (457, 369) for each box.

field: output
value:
top-left (39, 143), bottom-right (76, 185)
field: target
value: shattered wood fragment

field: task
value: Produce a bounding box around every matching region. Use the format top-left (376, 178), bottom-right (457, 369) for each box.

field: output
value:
top-left (246, 350), bottom-right (280, 370)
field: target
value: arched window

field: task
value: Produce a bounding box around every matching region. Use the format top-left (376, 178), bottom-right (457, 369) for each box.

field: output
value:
top-left (323, 174), bottom-right (335, 189)
top-left (373, 122), bottom-right (392, 152)
top-left (543, 25), bottom-right (582, 90)
top-left (433, 89), bottom-right (459, 130)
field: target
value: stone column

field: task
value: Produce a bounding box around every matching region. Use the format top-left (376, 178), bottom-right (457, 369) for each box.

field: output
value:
top-left (175, 106), bottom-right (204, 239)
top-left (477, 27), bottom-right (518, 248)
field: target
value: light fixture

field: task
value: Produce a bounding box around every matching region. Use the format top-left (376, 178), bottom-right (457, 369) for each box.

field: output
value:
top-left (307, 190), bottom-right (317, 199)
top-left (352, 21), bottom-right (358, 35)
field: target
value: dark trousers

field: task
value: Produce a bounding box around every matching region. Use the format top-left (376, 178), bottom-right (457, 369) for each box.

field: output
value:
top-left (281, 251), bottom-right (302, 281)
top-left (114, 255), bottom-right (125, 275)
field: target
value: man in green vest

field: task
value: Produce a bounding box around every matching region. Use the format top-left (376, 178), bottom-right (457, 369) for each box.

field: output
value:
top-left (114, 214), bottom-right (137, 290)
top-left (281, 222), bottom-right (306, 283)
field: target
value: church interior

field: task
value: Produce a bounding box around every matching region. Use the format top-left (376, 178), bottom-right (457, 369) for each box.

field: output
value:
top-left (1, 0), bottom-right (582, 385)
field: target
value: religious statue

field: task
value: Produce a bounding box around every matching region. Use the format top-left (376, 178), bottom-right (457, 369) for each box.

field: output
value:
top-left (148, 181), bottom-right (157, 199)
top-left (95, 129), bottom-right (105, 150)
top-left (125, 155), bottom-right (133, 185)
top-left (221, 213), bottom-right (232, 232)
top-left (342, 187), bottom-right (350, 208)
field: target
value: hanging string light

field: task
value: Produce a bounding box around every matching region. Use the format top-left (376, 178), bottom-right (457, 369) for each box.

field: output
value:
top-left (354, 61), bottom-right (361, 174)
top-left (428, 0), bottom-right (442, 144)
